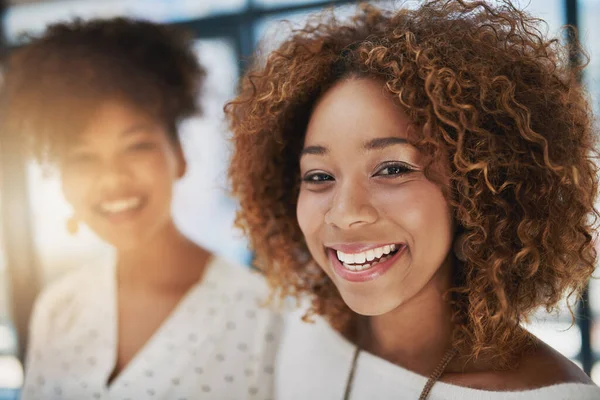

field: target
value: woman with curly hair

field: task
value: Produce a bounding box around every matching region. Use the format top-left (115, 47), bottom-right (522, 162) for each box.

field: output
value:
top-left (2, 18), bottom-right (281, 399)
top-left (227, 0), bottom-right (600, 398)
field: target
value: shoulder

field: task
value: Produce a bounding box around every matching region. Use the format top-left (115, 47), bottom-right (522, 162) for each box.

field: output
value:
top-left (29, 265), bottom-right (111, 332)
top-left (446, 335), bottom-right (594, 391)
top-left (34, 265), bottom-right (110, 310)
top-left (514, 338), bottom-right (594, 386)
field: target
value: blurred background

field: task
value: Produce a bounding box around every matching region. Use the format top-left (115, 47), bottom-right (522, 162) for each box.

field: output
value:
top-left (0, 0), bottom-right (599, 399)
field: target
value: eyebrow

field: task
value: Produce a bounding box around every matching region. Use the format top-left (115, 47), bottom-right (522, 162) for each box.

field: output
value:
top-left (300, 136), bottom-right (409, 157)
top-left (300, 145), bottom-right (328, 157)
top-left (121, 123), bottom-right (153, 137)
top-left (363, 137), bottom-right (409, 150)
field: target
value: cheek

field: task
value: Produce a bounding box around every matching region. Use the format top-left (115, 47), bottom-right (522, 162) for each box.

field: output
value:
top-left (61, 170), bottom-right (91, 210)
top-left (296, 190), bottom-right (314, 237)
top-left (378, 182), bottom-right (453, 247)
top-left (132, 152), bottom-right (178, 188)
top-left (296, 189), bottom-right (328, 242)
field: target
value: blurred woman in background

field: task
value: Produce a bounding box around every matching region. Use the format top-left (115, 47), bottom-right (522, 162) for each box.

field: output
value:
top-left (1, 18), bottom-right (281, 400)
top-left (227, 0), bottom-right (600, 398)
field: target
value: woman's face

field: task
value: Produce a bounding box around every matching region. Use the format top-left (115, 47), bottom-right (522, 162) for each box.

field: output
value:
top-left (60, 100), bottom-right (185, 251)
top-left (297, 78), bottom-right (454, 316)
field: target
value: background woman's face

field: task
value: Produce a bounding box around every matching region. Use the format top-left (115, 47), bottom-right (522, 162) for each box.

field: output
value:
top-left (60, 100), bottom-right (185, 250)
top-left (297, 78), bottom-right (454, 315)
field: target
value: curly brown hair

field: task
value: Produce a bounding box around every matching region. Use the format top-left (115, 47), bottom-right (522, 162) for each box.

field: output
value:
top-left (226, 0), bottom-right (598, 366)
top-left (1, 17), bottom-right (205, 164)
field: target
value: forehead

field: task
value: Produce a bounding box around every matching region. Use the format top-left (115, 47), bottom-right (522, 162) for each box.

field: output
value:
top-left (70, 100), bottom-right (158, 146)
top-left (305, 78), bottom-right (415, 146)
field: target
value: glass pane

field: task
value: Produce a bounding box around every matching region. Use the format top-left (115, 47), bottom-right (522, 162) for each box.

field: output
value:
top-left (516, 0), bottom-right (564, 37)
top-left (3, 0), bottom-right (246, 45)
top-left (581, 0), bottom-right (600, 116)
top-left (254, 0), bottom-right (337, 8)
top-left (254, 0), bottom-right (563, 53)
top-left (173, 38), bottom-right (250, 265)
top-left (254, 1), bottom-right (397, 49)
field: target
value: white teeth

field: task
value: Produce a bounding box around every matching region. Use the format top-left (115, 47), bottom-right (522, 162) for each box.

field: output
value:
top-left (365, 250), bottom-right (375, 262)
top-left (354, 253), bottom-right (366, 264)
top-left (335, 244), bottom-right (402, 272)
top-left (343, 263), bottom-right (357, 271)
top-left (355, 263), bottom-right (370, 271)
top-left (100, 197), bottom-right (141, 214)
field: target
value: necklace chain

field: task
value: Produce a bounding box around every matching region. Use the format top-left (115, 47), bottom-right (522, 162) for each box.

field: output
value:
top-left (343, 347), bottom-right (458, 400)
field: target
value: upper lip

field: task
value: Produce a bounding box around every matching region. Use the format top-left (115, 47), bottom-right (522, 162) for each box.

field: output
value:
top-left (326, 242), bottom-right (404, 253)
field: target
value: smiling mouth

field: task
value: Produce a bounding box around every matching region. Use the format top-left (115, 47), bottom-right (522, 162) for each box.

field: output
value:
top-left (94, 196), bottom-right (146, 219)
top-left (333, 243), bottom-right (403, 272)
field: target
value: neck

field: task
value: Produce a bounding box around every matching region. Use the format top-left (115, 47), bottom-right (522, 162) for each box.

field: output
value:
top-left (117, 220), bottom-right (209, 289)
top-left (361, 259), bottom-right (455, 376)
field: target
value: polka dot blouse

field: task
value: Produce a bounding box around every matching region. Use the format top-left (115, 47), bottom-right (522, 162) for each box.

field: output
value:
top-left (21, 256), bottom-right (283, 400)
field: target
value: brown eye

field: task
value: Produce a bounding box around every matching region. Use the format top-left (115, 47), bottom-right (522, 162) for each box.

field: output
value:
top-left (303, 172), bottom-right (334, 184)
top-left (375, 162), bottom-right (415, 177)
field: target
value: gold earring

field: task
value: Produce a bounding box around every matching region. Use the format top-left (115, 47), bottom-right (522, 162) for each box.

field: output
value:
top-left (453, 233), bottom-right (467, 262)
top-left (66, 215), bottom-right (79, 235)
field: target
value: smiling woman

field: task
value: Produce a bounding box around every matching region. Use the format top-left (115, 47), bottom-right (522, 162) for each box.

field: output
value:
top-left (226, 0), bottom-right (600, 399)
top-left (0, 17), bottom-right (282, 400)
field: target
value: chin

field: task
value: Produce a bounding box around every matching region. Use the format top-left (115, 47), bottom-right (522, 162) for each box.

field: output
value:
top-left (340, 290), bottom-right (403, 317)
top-left (101, 230), bottom-right (149, 251)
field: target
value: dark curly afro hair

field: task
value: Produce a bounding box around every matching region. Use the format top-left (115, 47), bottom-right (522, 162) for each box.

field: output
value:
top-left (227, 0), bottom-right (598, 366)
top-left (1, 17), bottom-right (205, 164)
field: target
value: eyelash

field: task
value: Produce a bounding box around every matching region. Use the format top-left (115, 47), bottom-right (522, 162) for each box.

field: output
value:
top-left (375, 161), bottom-right (416, 177)
top-left (302, 162), bottom-right (416, 184)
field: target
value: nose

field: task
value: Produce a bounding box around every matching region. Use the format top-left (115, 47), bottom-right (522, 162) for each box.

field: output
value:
top-left (324, 179), bottom-right (378, 229)
top-left (95, 157), bottom-right (130, 191)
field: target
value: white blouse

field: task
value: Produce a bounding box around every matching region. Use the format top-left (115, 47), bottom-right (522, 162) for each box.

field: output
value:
top-left (276, 308), bottom-right (600, 400)
top-left (21, 256), bottom-right (283, 400)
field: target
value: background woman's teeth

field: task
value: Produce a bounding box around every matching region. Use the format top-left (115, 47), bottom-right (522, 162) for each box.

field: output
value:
top-left (383, 245), bottom-right (391, 254)
top-left (101, 197), bottom-right (141, 213)
top-left (375, 247), bottom-right (384, 258)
